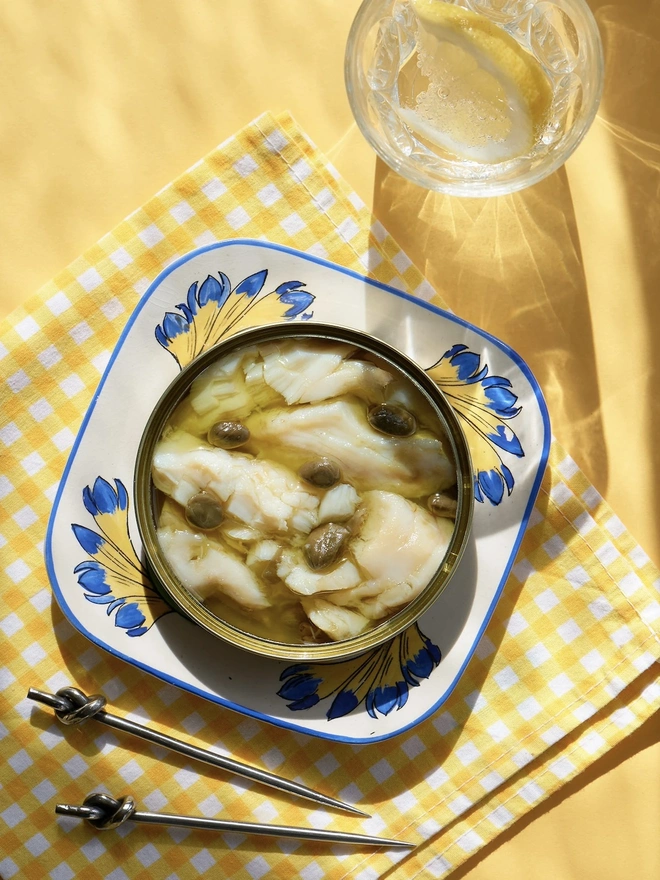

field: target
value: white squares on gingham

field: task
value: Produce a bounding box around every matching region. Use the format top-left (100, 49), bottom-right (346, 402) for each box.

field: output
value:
top-left (315, 753), bottom-right (339, 776)
top-left (234, 154), bottom-right (258, 177)
top-left (194, 230), bottom-right (218, 248)
top-left (535, 588), bottom-right (559, 612)
top-left (261, 747), bottom-right (285, 770)
top-left (5, 560), bottom-right (30, 583)
top-left (110, 247), bottom-right (132, 269)
top-left (257, 183), bottom-right (282, 206)
top-left (101, 297), bottom-right (125, 320)
top-left (59, 373), bottom-right (85, 398)
top-left (371, 759), bottom-right (394, 782)
top-left (487, 720), bottom-right (511, 743)
top-left (480, 770), bottom-right (504, 792)
top-left (517, 696), bottom-right (543, 720)
top-left (192, 851), bottom-right (216, 873)
top-left (426, 767), bottom-right (450, 788)
top-left (433, 711), bottom-right (457, 735)
top-left (494, 666), bottom-right (519, 690)
top-left (142, 790), bottom-right (168, 812)
top-left (174, 767), bottom-right (199, 789)
top-left (392, 790), bottom-right (418, 813)
top-left (581, 649), bottom-right (605, 673)
top-left (402, 735), bottom-right (425, 760)
top-left (37, 344), bottom-right (62, 368)
top-left (76, 268), bottom-right (103, 292)
top-left (7, 369), bottom-right (30, 393)
top-left (0, 422), bottom-right (23, 446)
top-left (45, 291), bottom-right (71, 315)
top-left (558, 619), bottom-right (582, 643)
top-left (29, 398), bottom-right (53, 421)
top-left (611, 625), bottom-right (634, 647)
top-left (549, 482), bottom-right (572, 506)
top-left (425, 854), bottom-right (452, 877)
top-left (526, 642), bottom-right (551, 667)
top-left (475, 634), bottom-right (496, 660)
top-left (512, 750), bottom-right (535, 766)
top-left (543, 535), bottom-right (566, 559)
top-left (455, 741), bottom-right (481, 766)
top-left (588, 596), bottom-right (612, 619)
top-left (506, 611), bottom-right (529, 635)
top-left (280, 212), bottom-right (306, 236)
top-left (201, 177), bottom-right (227, 201)
top-left (226, 206), bottom-right (251, 230)
top-left (52, 428), bottom-right (74, 451)
top-left (1, 613), bottom-right (23, 637)
top-left (138, 224), bottom-right (165, 247)
top-left (21, 452), bottom-right (45, 475)
top-left (14, 316), bottom-right (40, 340)
top-left (519, 781), bottom-right (544, 804)
top-left (512, 558), bottom-right (535, 582)
top-left (580, 730), bottom-right (606, 754)
top-left (307, 810), bottom-right (332, 830)
top-left (337, 217), bottom-right (360, 242)
top-left (541, 725), bottom-right (566, 745)
top-left (118, 759), bottom-right (144, 783)
top-left (313, 187), bottom-right (335, 211)
top-left (448, 794), bottom-right (472, 816)
top-left (170, 200), bottom-right (195, 224)
top-left (464, 691), bottom-right (488, 712)
top-left (596, 541), bottom-right (620, 566)
top-left (392, 250), bottom-right (412, 273)
top-left (549, 756), bottom-right (576, 779)
top-left (487, 805), bottom-right (514, 828)
top-left (136, 844), bottom-right (160, 868)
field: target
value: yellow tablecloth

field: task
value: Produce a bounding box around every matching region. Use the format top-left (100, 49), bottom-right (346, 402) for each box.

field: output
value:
top-left (1, 1), bottom-right (659, 878)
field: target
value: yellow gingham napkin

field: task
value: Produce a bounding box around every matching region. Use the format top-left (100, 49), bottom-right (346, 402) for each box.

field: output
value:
top-left (1, 111), bottom-right (659, 879)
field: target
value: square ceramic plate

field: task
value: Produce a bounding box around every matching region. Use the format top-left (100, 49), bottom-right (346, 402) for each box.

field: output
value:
top-left (46, 240), bottom-right (550, 742)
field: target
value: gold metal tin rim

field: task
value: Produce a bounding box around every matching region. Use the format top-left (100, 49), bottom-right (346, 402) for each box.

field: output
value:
top-left (134, 322), bottom-right (473, 662)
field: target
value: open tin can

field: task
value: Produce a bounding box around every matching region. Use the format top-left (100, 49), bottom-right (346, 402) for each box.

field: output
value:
top-left (134, 322), bottom-right (473, 661)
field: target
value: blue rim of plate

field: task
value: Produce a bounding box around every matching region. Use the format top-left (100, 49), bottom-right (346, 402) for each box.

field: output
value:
top-left (45, 239), bottom-right (551, 742)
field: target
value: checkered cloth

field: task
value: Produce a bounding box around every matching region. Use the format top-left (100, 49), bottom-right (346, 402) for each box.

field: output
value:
top-left (1, 112), bottom-right (659, 880)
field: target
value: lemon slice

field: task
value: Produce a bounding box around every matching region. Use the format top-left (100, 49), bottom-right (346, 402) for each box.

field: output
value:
top-left (399, 0), bottom-right (553, 163)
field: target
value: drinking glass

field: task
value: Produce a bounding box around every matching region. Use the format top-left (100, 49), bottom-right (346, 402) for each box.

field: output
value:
top-left (345, 0), bottom-right (604, 196)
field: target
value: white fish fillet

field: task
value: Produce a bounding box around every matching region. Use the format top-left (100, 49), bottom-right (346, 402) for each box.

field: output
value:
top-left (153, 432), bottom-right (319, 534)
top-left (189, 349), bottom-right (254, 417)
top-left (188, 346), bottom-right (282, 421)
top-left (260, 339), bottom-right (392, 405)
top-left (329, 490), bottom-right (454, 619)
top-left (246, 399), bottom-right (455, 496)
top-left (157, 527), bottom-right (271, 610)
top-left (316, 483), bottom-right (361, 524)
top-left (277, 548), bottom-right (362, 596)
top-left (301, 596), bottom-right (370, 641)
top-left (246, 539), bottom-right (281, 568)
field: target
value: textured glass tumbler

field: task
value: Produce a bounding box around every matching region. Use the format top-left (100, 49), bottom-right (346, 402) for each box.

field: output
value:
top-left (345, 0), bottom-right (604, 196)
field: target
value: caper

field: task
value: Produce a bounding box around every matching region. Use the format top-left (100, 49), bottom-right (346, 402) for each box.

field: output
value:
top-left (208, 420), bottom-right (250, 449)
top-left (367, 403), bottom-right (416, 437)
top-left (184, 493), bottom-right (224, 530)
top-left (427, 493), bottom-right (457, 519)
top-left (303, 523), bottom-right (350, 571)
top-left (299, 457), bottom-right (341, 489)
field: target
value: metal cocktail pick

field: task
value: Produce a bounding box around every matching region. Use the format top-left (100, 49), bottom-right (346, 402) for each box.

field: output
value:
top-left (27, 686), bottom-right (367, 817)
top-left (55, 792), bottom-right (414, 849)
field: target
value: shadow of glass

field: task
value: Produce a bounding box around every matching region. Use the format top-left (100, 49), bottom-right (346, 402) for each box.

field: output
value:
top-left (368, 159), bottom-right (610, 501)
